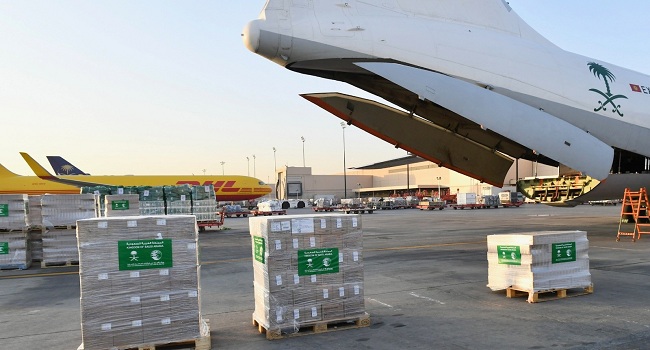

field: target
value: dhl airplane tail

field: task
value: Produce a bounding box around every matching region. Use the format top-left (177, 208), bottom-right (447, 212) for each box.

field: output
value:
top-left (46, 156), bottom-right (89, 175)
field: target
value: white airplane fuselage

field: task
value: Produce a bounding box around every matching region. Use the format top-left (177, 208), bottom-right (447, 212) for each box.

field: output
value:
top-left (244, 0), bottom-right (650, 204)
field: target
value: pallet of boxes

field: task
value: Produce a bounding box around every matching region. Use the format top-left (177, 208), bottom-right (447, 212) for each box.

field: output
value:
top-left (40, 194), bottom-right (96, 267)
top-left (487, 231), bottom-right (593, 303)
top-left (250, 214), bottom-right (369, 340)
top-left (0, 195), bottom-right (31, 270)
top-left (76, 215), bottom-right (210, 350)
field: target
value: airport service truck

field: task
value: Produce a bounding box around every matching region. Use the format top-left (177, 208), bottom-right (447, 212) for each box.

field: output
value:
top-left (499, 191), bottom-right (524, 208)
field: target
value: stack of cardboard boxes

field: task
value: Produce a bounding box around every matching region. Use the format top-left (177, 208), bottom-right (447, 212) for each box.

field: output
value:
top-left (104, 194), bottom-right (140, 217)
top-left (250, 214), bottom-right (366, 333)
top-left (487, 231), bottom-right (592, 293)
top-left (41, 194), bottom-right (96, 266)
top-left (76, 215), bottom-right (208, 349)
top-left (0, 194), bottom-right (31, 269)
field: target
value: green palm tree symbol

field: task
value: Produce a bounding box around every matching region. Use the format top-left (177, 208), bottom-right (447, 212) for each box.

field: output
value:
top-left (587, 62), bottom-right (627, 117)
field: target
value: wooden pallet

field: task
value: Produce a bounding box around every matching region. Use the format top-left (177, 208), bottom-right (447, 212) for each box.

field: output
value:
top-left (253, 313), bottom-right (370, 340)
top-left (49, 225), bottom-right (77, 230)
top-left (506, 285), bottom-right (594, 303)
top-left (41, 260), bottom-right (79, 268)
top-left (78, 319), bottom-right (211, 350)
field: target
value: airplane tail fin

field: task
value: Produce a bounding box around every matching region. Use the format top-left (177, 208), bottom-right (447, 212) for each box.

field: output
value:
top-left (0, 163), bottom-right (19, 178)
top-left (366, 0), bottom-right (554, 46)
top-left (46, 156), bottom-right (89, 175)
top-left (20, 152), bottom-right (58, 180)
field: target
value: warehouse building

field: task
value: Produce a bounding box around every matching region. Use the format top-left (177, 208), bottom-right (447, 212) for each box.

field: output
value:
top-left (274, 155), bottom-right (559, 201)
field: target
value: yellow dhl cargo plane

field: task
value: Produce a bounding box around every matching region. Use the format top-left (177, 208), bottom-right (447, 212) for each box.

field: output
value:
top-left (0, 153), bottom-right (272, 201)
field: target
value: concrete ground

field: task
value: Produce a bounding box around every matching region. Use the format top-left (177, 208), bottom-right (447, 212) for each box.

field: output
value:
top-left (2, 204), bottom-right (650, 350)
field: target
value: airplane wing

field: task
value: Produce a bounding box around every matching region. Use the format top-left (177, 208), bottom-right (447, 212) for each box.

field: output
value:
top-left (301, 92), bottom-right (513, 186)
top-left (352, 62), bottom-right (614, 181)
top-left (20, 152), bottom-right (111, 187)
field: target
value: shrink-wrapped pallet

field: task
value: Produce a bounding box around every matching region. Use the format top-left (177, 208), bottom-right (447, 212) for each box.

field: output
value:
top-left (191, 185), bottom-right (218, 222)
top-left (28, 195), bottom-right (43, 229)
top-left (0, 231), bottom-right (31, 269)
top-left (487, 231), bottom-right (591, 292)
top-left (41, 194), bottom-right (97, 265)
top-left (77, 215), bottom-right (206, 350)
top-left (165, 185), bottom-right (192, 215)
top-left (250, 214), bottom-right (366, 333)
top-left (104, 194), bottom-right (140, 217)
top-left (138, 186), bottom-right (166, 216)
top-left (42, 229), bottom-right (78, 265)
top-left (41, 194), bottom-right (96, 227)
top-left (0, 194), bottom-right (29, 231)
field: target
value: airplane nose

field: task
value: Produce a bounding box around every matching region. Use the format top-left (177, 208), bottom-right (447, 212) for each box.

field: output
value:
top-left (242, 20), bottom-right (261, 53)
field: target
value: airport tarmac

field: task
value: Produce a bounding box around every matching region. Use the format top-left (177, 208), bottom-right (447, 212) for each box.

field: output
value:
top-left (2, 204), bottom-right (650, 350)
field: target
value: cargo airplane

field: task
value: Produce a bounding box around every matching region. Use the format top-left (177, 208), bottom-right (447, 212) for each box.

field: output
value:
top-left (243, 0), bottom-right (650, 206)
top-left (0, 153), bottom-right (272, 201)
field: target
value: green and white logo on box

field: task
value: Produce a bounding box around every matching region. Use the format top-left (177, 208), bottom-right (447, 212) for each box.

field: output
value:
top-left (118, 239), bottom-right (172, 271)
top-left (497, 245), bottom-right (521, 265)
top-left (0, 242), bottom-right (8, 255)
top-left (253, 236), bottom-right (265, 264)
top-left (111, 200), bottom-right (130, 210)
top-left (0, 204), bottom-right (8, 217)
top-left (552, 242), bottom-right (576, 263)
top-left (298, 248), bottom-right (339, 276)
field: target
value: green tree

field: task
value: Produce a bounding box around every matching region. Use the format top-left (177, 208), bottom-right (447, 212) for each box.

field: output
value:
top-left (588, 62), bottom-right (616, 96)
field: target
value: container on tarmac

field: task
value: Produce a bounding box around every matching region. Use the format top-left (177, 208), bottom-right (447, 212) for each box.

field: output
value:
top-left (456, 193), bottom-right (477, 205)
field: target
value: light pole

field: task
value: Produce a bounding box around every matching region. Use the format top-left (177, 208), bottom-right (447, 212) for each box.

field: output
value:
top-left (301, 136), bottom-right (305, 167)
top-left (220, 161), bottom-right (225, 175)
top-left (246, 157), bottom-right (250, 176)
top-left (272, 147), bottom-right (277, 199)
top-left (436, 176), bottom-right (442, 199)
top-left (252, 154), bottom-right (256, 177)
top-left (340, 122), bottom-right (347, 199)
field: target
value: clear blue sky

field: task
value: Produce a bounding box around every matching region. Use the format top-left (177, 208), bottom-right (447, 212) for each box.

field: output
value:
top-left (1, 1), bottom-right (648, 183)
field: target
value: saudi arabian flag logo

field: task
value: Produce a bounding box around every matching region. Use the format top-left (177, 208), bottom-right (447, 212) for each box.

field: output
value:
top-left (588, 62), bottom-right (627, 117)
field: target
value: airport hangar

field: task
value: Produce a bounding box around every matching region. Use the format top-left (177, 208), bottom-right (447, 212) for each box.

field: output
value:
top-left (273, 155), bottom-right (560, 201)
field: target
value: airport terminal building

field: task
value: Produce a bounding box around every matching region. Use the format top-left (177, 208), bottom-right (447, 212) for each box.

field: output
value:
top-left (274, 155), bottom-right (558, 201)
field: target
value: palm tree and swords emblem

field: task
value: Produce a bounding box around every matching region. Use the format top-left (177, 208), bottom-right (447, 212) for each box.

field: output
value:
top-left (588, 62), bottom-right (627, 117)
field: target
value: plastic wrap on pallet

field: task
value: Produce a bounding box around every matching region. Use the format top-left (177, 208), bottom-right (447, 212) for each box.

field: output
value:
top-left (257, 200), bottom-right (282, 212)
top-left (108, 186), bottom-right (139, 195)
top-left (0, 231), bottom-right (31, 269)
top-left (139, 201), bottom-right (166, 216)
top-left (486, 231), bottom-right (591, 293)
top-left (192, 200), bottom-right (218, 222)
top-left (76, 215), bottom-right (203, 349)
top-left (138, 186), bottom-right (165, 202)
top-left (42, 229), bottom-right (78, 264)
top-left (250, 214), bottom-right (366, 331)
top-left (41, 194), bottom-right (97, 227)
top-left (29, 230), bottom-right (43, 262)
top-left (105, 194), bottom-right (140, 217)
top-left (82, 187), bottom-right (111, 217)
top-left (164, 185), bottom-right (192, 202)
top-left (191, 185), bottom-right (216, 201)
top-left (28, 195), bottom-right (43, 229)
top-left (0, 194), bottom-right (29, 231)
top-left (166, 200), bottom-right (192, 215)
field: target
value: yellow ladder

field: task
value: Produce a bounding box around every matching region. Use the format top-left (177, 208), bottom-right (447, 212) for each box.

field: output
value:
top-left (617, 188), bottom-right (650, 242)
